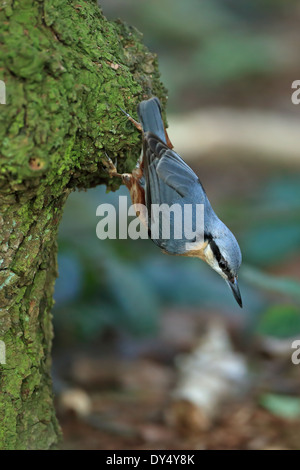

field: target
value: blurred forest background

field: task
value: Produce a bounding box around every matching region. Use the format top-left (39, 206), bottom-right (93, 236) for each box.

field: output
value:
top-left (53, 0), bottom-right (300, 449)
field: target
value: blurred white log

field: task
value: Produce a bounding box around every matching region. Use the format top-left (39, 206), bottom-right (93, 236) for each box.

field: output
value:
top-left (167, 321), bottom-right (248, 432)
top-left (168, 108), bottom-right (300, 164)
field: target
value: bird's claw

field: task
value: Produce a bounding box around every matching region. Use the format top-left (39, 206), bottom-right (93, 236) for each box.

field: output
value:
top-left (118, 105), bottom-right (142, 132)
top-left (103, 153), bottom-right (119, 177)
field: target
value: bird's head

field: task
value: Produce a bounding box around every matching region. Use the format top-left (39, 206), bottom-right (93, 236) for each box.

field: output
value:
top-left (203, 228), bottom-right (242, 308)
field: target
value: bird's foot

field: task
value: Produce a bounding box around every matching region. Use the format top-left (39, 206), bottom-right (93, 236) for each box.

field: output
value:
top-left (103, 153), bottom-right (133, 185)
top-left (103, 154), bottom-right (122, 178)
top-left (121, 173), bottom-right (132, 184)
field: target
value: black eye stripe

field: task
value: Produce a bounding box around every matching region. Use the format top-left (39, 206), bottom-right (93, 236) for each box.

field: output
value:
top-left (209, 239), bottom-right (221, 263)
top-left (208, 237), bottom-right (232, 279)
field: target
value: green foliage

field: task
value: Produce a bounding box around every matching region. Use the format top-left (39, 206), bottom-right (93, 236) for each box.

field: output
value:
top-left (256, 305), bottom-right (300, 339)
top-left (242, 267), bottom-right (300, 304)
top-left (260, 394), bottom-right (300, 419)
top-left (243, 225), bottom-right (300, 266)
top-left (193, 33), bottom-right (278, 85)
top-left (240, 178), bottom-right (300, 266)
top-left (99, 0), bottom-right (292, 107)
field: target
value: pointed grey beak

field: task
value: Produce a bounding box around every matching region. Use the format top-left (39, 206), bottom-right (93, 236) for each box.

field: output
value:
top-left (226, 278), bottom-right (243, 308)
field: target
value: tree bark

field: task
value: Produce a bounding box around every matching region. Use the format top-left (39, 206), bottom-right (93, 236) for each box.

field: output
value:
top-left (0, 0), bottom-right (166, 449)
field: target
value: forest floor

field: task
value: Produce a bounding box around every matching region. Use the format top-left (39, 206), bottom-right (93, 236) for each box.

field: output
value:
top-left (54, 308), bottom-right (300, 450)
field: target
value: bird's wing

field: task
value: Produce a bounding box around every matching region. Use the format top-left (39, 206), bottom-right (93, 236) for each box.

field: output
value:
top-left (143, 132), bottom-right (205, 204)
top-left (142, 132), bottom-right (209, 253)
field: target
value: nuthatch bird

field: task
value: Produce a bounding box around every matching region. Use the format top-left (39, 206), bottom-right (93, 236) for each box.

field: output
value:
top-left (106, 97), bottom-right (243, 307)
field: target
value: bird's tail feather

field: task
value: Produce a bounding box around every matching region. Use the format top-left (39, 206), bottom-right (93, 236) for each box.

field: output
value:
top-left (137, 97), bottom-right (166, 144)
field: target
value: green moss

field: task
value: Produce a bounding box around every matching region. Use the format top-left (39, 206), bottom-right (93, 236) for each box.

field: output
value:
top-left (0, 0), bottom-right (166, 450)
top-left (0, 0), bottom-right (166, 193)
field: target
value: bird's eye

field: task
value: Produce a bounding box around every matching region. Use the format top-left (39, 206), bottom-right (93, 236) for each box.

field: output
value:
top-left (218, 258), bottom-right (232, 279)
top-left (219, 259), bottom-right (230, 272)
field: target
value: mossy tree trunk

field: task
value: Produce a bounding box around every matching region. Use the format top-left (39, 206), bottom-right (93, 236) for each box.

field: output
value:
top-left (0, 0), bottom-right (165, 449)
